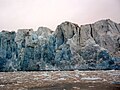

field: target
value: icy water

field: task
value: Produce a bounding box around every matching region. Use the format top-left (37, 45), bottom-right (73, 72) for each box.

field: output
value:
top-left (29, 82), bottom-right (120, 90)
top-left (0, 70), bottom-right (120, 90)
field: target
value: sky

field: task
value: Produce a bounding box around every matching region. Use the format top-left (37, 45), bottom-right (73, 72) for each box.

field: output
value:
top-left (0, 0), bottom-right (120, 31)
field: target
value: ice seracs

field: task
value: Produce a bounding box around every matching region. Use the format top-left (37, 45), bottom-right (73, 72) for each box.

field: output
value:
top-left (0, 19), bottom-right (120, 71)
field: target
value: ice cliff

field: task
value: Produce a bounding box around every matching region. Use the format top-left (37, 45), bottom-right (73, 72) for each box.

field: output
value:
top-left (0, 19), bottom-right (120, 71)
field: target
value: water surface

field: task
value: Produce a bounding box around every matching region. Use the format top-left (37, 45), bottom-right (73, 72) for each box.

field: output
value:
top-left (29, 82), bottom-right (120, 90)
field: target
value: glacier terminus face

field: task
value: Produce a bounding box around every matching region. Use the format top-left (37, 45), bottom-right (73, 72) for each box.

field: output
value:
top-left (0, 19), bottom-right (120, 71)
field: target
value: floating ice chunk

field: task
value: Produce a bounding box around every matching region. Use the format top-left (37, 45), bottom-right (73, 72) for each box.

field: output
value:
top-left (74, 70), bottom-right (79, 72)
top-left (74, 80), bottom-right (80, 83)
top-left (103, 79), bottom-right (107, 82)
top-left (57, 78), bottom-right (66, 80)
top-left (108, 73), bottom-right (120, 76)
top-left (81, 77), bottom-right (102, 80)
top-left (33, 77), bottom-right (39, 80)
top-left (75, 74), bottom-right (79, 78)
top-left (14, 83), bottom-right (19, 86)
top-left (0, 77), bottom-right (3, 79)
top-left (80, 73), bottom-right (86, 76)
top-left (42, 73), bottom-right (49, 77)
top-left (89, 86), bottom-right (94, 87)
top-left (0, 85), bottom-right (5, 87)
top-left (110, 70), bottom-right (115, 71)
top-left (93, 44), bottom-right (99, 47)
top-left (17, 81), bottom-right (22, 84)
top-left (72, 87), bottom-right (80, 89)
top-left (43, 78), bottom-right (53, 81)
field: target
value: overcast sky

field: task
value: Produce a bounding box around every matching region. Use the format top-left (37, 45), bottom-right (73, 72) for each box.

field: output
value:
top-left (0, 0), bottom-right (120, 31)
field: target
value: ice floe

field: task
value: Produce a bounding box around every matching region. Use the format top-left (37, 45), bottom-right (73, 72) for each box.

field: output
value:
top-left (81, 77), bottom-right (102, 80)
